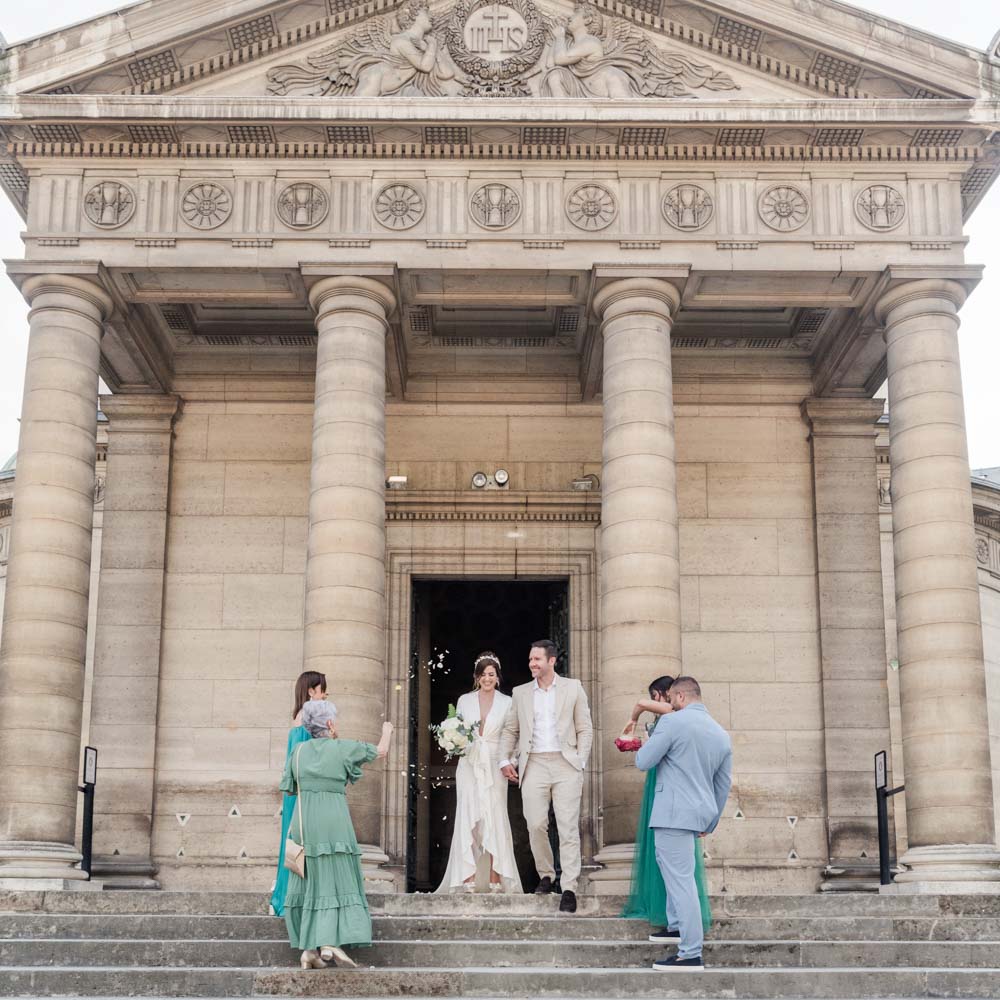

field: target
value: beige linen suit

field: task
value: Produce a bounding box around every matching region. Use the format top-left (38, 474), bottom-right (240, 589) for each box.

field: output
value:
top-left (498, 675), bottom-right (593, 892)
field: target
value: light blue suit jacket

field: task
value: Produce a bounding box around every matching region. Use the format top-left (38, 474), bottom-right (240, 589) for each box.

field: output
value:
top-left (635, 703), bottom-right (732, 834)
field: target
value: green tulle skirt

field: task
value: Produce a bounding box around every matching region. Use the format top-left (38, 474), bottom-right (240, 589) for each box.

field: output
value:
top-left (621, 769), bottom-right (712, 931)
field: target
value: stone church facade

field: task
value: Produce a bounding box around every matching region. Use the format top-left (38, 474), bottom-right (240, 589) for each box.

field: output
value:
top-left (0, 0), bottom-right (998, 894)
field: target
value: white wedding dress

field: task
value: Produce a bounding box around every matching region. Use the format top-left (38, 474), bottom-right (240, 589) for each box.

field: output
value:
top-left (436, 690), bottom-right (523, 893)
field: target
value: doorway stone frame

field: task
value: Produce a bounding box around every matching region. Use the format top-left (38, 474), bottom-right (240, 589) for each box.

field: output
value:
top-left (382, 493), bottom-right (601, 880)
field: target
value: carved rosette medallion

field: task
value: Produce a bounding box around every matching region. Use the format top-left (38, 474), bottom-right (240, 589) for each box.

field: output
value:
top-left (84, 182), bottom-right (136, 228)
top-left (758, 185), bottom-right (810, 232)
top-left (180, 183), bottom-right (233, 229)
top-left (977, 537), bottom-right (990, 565)
top-left (276, 183), bottom-right (329, 229)
top-left (662, 184), bottom-right (714, 231)
top-left (469, 183), bottom-right (521, 229)
top-left (446, 0), bottom-right (546, 96)
top-left (565, 184), bottom-right (617, 231)
top-left (855, 184), bottom-right (906, 231)
top-left (374, 184), bottom-right (426, 230)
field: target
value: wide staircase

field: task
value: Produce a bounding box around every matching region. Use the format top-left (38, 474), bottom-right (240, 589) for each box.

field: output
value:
top-left (2, 888), bottom-right (1000, 998)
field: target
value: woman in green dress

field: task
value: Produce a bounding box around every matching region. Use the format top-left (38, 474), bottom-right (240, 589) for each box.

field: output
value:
top-left (620, 675), bottom-right (712, 938)
top-left (281, 699), bottom-right (393, 970)
top-left (270, 671), bottom-right (328, 917)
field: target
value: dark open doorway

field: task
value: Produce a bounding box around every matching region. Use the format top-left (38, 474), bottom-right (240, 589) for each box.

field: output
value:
top-left (406, 578), bottom-right (569, 893)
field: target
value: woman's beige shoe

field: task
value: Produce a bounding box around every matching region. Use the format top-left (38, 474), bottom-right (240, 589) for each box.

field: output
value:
top-left (320, 946), bottom-right (357, 968)
top-left (489, 882), bottom-right (503, 893)
top-left (300, 950), bottom-right (328, 969)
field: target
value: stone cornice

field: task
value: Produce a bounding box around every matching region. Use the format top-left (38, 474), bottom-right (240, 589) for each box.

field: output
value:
top-left (4, 94), bottom-right (995, 127)
top-left (385, 489), bottom-right (601, 522)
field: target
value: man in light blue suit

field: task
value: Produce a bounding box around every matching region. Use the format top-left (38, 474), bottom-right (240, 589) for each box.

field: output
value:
top-left (636, 676), bottom-right (731, 971)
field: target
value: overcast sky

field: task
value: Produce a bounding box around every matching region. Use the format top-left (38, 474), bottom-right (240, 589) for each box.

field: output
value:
top-left (0, 0), bottom-right (997, 467)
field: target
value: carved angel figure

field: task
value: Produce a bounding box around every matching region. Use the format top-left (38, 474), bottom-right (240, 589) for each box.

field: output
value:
top-left (540, 4), bottom-right (738, 99)
top-left (267, 4), bottom-right (463, 97)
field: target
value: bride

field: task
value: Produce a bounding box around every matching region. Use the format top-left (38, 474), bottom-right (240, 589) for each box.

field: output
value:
top-left (436, 652), bottom-right (522, 894)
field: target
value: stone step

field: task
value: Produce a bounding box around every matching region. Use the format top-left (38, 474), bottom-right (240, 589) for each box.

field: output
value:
top-left (6, 890), bottom-right (1000, 919)
top-left (3, 937), bottom-right (1000, 969)
top-left (4, 912), bottom-right (1000, 942)
top-left (2, 965), bottom-right (1000, 999)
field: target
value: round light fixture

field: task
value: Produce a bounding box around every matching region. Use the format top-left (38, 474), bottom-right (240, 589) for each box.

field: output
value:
top-left (494, 468), bottom-right (510, 486)
top-left (471, 471), bottom-right (488, 489)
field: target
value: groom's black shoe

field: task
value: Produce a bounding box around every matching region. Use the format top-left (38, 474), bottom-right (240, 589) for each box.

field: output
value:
top-left (653, 954), bottom-right (704, 972)
top-left (534, 877), bottom-right (555, 894)
top-left (648, 927), bottom-right (680, 942)
top-left (558, 890), bottom-right (577, 913)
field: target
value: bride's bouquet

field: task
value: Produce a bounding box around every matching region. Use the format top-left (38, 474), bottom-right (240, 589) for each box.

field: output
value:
top-left (431, 704), bottom-right (477, 760)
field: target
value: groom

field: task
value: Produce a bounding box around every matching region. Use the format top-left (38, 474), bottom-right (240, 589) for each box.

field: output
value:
top-left (636, 676), bottom-right (731, 971)
top-left (499, 639), bottom-right (593, 913)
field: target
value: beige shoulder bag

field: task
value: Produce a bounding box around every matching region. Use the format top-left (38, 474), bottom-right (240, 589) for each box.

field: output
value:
top-left (283, 744), bottom-right (307, 878)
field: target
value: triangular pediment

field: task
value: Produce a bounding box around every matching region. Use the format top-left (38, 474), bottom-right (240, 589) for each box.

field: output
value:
top-left (3, 0), bottom-right (996, 103)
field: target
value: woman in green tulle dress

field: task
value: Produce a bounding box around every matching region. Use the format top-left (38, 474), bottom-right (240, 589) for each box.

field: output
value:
top-left (620, 676), bottom-right (712, 936)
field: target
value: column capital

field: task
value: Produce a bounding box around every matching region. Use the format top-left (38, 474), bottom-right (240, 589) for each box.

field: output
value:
top-left (592, 277), bottom-right (681, 326)
top-left (874, 278), bottom-right (968, 327)
top-left (20, 273), bottom-right (114, 319)
top-left (307, 275), bottom-right (397, 318)
top-left (99, 394), bottom-right (180, 434)
top-left (801, 397), bottom-right (886, 436)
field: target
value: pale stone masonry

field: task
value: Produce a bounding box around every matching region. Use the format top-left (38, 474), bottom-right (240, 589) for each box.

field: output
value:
top-left (0, 0), bottom-right (998, 893)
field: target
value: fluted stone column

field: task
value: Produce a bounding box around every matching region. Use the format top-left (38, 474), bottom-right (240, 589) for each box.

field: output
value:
top-left (305, 276), bottom-right (395, 856)
top-left (590, 278), bottom-right (681, 889)
top-left (0, 274), bottom-right (112, 884)
top-left (89, 394), bottom-right (179, 889)
top-left (876, 278), bottom-right (1000, 889)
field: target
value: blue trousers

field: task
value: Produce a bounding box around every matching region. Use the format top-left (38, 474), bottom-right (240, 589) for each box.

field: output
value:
top-left (653, 828), bottom-right (702, 960)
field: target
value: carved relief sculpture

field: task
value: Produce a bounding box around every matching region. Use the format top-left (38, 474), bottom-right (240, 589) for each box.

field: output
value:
top-left (977, 537), bottom-right (990, 564)
top-left (265, 1), bottom-right (739, 99)
top-left (267, 4), bottom-right (463, 97)
top-left (84, 181), bottom-right (135, 228)
top-left (855, 184), bottom-right (906, 231)
top-left (446, 0), bottom-right (546, 95)
top-left (470, 183), bottom-right (521, 228)
top-left (539, 4), bottom-right (738, 99)
top-left (374, 183), bottom-right (426, 229)
top-left (565, 183), bottom-right (617, 230)
top-left (758, 184), bottom-right (810, 232)
top-left (276, 182), bottom-right (329, 228)
top-left (180, 183), bottom-right (233, 229)
top-left (662, 184), bottom-right (714, 230)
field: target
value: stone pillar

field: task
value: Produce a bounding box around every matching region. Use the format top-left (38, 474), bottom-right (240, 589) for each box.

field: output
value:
top-left (590, 278), bottom-right (681, 890)
top-left (876, 279), bottom-right (1000, 889)
top-left (88, 394), bottom-right (179, 889)
top-left (0, 274), bottom-right (112, 884)
top-left (803, 398), bottom-right (891, 890)
top-left (305, 276), bottom-right (395, 855)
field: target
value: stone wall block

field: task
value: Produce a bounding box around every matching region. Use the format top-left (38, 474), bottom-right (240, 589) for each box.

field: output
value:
top-left (99, 510), bottom-right (168, 569)
top-left (169, 461), bottom-right (226, 516)
top-left (222, 574), bottom-right (304, 629)
top-left (162, 574), bottom-right (224, 628)
top-left (160, 628), bottom-right (261, 679)
top-left (167, 516), bottom-right (286, 574)
top-left (706, 464), bottom-right (813, 518)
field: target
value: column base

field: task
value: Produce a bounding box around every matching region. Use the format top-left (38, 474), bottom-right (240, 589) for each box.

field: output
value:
top-left (886, 844), bottom-right (1000, 892)
top-left (0, 841), bottom-right (88, 882)
top-left (360, 844), bottom-right (400, 892)
top-left (90, 856), bottom-right (160, 890)
top-left (588, 843), bottom-right (634, 895)
top-left (0, 877), bottom-right (103, 890)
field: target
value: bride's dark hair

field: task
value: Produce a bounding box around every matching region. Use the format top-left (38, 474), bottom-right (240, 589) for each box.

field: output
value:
top-left (473, 651), bottom-right (502, 689)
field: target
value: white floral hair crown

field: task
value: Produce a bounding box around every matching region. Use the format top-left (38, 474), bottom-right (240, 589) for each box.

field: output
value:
top-left (474, 653), bottom-right (500, 669)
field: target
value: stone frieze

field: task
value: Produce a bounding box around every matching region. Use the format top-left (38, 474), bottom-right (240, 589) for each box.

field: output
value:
top-left (265, 1), bottom-right (739, 99)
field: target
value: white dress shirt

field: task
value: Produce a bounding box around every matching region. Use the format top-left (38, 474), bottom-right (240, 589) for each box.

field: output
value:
top-left (530, 675), bottom-right (560, 753)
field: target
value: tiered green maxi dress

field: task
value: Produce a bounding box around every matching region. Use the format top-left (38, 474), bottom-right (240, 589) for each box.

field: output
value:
top-left (281, 737), bottom-right (378, 950)
top-left (270, 725), bottom-right (310, 917)
top-left (622, 744), bottom-right (712, 931)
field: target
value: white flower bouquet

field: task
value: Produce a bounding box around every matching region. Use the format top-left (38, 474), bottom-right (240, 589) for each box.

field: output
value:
top-left (430, 704), bottom-right (476, 760)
